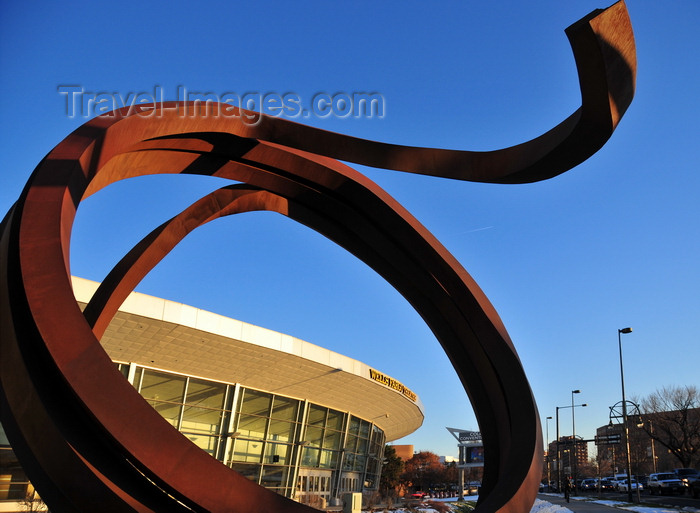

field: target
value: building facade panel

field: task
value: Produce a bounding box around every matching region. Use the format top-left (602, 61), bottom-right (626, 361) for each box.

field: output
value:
top-left (1, 278), bottom-right (422, 508)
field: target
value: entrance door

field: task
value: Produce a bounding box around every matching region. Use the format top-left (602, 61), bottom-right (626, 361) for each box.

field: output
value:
top-left (296, 469), bottom-right (332, 507)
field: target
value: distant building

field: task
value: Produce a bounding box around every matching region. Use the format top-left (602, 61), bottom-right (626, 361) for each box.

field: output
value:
top-left (391, 444), bottom-right (415, 461)
top-left (547, 435), bottom-right (588, 479)
top-left (595, 407), bottom-right (700, 476)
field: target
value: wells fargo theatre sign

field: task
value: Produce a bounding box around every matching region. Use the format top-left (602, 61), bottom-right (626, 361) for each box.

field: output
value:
top-left (369, 369), bottom-right (417, 402)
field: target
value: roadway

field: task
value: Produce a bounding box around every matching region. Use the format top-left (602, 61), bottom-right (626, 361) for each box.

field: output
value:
top-left (543, 490), bottom-right (699, 510)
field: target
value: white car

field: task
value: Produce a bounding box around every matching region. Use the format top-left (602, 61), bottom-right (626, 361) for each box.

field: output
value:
top-left (648, 473), bottom-right (685, 495)
top-left (618, 479), bottom-right (643, 492)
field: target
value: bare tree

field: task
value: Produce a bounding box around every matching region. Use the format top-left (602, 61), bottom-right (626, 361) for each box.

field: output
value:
top-left (640, 385), bottom-right (700, 468)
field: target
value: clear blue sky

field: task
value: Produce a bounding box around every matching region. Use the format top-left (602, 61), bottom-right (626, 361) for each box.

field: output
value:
top-left (1, 1), bottom-right (698, 459)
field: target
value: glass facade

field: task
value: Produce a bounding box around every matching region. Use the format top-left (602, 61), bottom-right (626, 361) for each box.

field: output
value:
top-left (115, 362), bottom-right (386, 503)
top-left (0, 432), bottom-right (31, 502)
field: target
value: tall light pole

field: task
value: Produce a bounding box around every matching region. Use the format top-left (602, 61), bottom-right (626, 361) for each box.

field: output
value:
top-left (546, 416), bottom-right (553, 489)
top-left (618, 327), bottom-right (634, 502)
top-left (572, 390), bottom-right (581, 491)
top-left (649, 420), bottom-right (657, 474)
top-left (556, 402), bottom-right (587, 493)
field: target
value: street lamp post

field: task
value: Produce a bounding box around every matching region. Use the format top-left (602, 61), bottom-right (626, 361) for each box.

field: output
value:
top-left (649, 420), bottom-right (657, 474)
top-left (618, 327), bottom-right (634, 502)
top-left (572, 390), bottom-right (581, 492)
top-left (546, 416), bottom-right (553, 490)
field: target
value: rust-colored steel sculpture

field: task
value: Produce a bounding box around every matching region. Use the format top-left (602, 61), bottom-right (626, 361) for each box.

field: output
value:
top-left (0, 3), bottom-right (635, 513)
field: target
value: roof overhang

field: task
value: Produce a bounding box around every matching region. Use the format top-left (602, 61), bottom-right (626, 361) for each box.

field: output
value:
top-left (72, 277), bottom-right (424, 441)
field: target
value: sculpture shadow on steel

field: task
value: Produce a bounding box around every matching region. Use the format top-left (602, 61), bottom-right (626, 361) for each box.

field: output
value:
top-left (0, 2), bottom-right (635, 512)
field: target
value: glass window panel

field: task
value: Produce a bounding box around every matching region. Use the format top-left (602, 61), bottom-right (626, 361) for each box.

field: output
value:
top-left (265, 442), bottom-right (292, 465)
top-left (357, 437), bottom-right (368, 454)
top-left (1, 422), bottom-right (9, 444)
top-left (354, 453), bottom-right (366, 472)
top-left (368, 440), bottom-right (378, 456)
top-left (322, 430), bottom-right (341, 450)
top-left (230, 462), bottom-right (260, 482)
top-left (326, 409), bottom-right (344, 431)
top-left (230, 438), bottom-right (263, 463)
top-left (145, 399), bottom-right (181, 428)
top-left (185, 433), bottom-right (218, 457)
top-left (365, 474), bottom-right (377, 489)
top-left (239, 389), bottom-right (271, 417)
top-left (378, 441), bottom-right (385, 457)
top-left (348, 416), bottom-right (360, 435)
top-left (140, 369), bottom-right (186, 403)
top-left (139, 369), bottom-right (184, 427)
top-left (319, 449), bottom-right (338, 469)
top-left (271, 396), bottom-right (299, 421)
top-left (301, 447), bottom-right (320, 467)
top-left (343, 452), bottom-right (355, 471)
top-left (359, 420), bottom-right (370, 439)
top-left (304, 426), bottom-right (323, 448)
top-left (133, 367), bottom-right (143, 389)
top-left (236, 414), bottom-right (267, 440)
top-left (181, 405), bottom-right (223, 435)
top-left (186, 378), bottom-right (226, 411)
top-left (344, 435), bottom-right (358, 452)
top-left (307, 405), bottom-right (326, 426)
top-left (116, 363), bottom-right (129, 379)
top-left (371, 425), bottom-right (383, 442)
top-left (260, 466), bottom-right (288, 488)
top-left (268, 419), bottom-right (296, 442)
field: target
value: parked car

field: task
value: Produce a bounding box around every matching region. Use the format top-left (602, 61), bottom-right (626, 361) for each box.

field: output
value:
top-left (647, 473), bottom-right (685, 495)
top-left (464, 482), bottom-right (481, 495)
top-left (580, 479), bottom-right (598, 491)
top-left (410, 491), bottom-right (427, 499)
top-left (673, 468), bottom-right (700, 479)
top-left (599, 478), bottom-right (616, 491)
top-left (611, 474), bottom-right (628, 491)
top-left (618, 479), bottom-right (643, 492)
top-left (674, 468), bottom-right (700, 492)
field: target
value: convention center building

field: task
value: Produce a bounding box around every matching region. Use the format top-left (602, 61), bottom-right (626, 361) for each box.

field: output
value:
top-left (0, 277), bottom-right (424, 510)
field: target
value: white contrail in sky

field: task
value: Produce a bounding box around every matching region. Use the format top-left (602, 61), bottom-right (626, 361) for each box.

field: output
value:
top-left (457, 226), bottom-right (494, 235)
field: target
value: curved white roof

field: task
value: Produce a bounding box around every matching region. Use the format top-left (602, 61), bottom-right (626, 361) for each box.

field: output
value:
top-left (72, 277), bottom-right (424, 440)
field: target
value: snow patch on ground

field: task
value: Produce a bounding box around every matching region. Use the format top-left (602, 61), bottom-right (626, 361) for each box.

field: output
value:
top-left (530, 498), bottom-right (574, 513)
top-left (363, 497), bottom-right (564, 513)
top-left (362, 496), bottom-right (700, 513)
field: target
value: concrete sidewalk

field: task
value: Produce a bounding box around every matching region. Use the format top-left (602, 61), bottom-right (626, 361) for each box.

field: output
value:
top-left (538, 494), bottom-right (627, 513)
